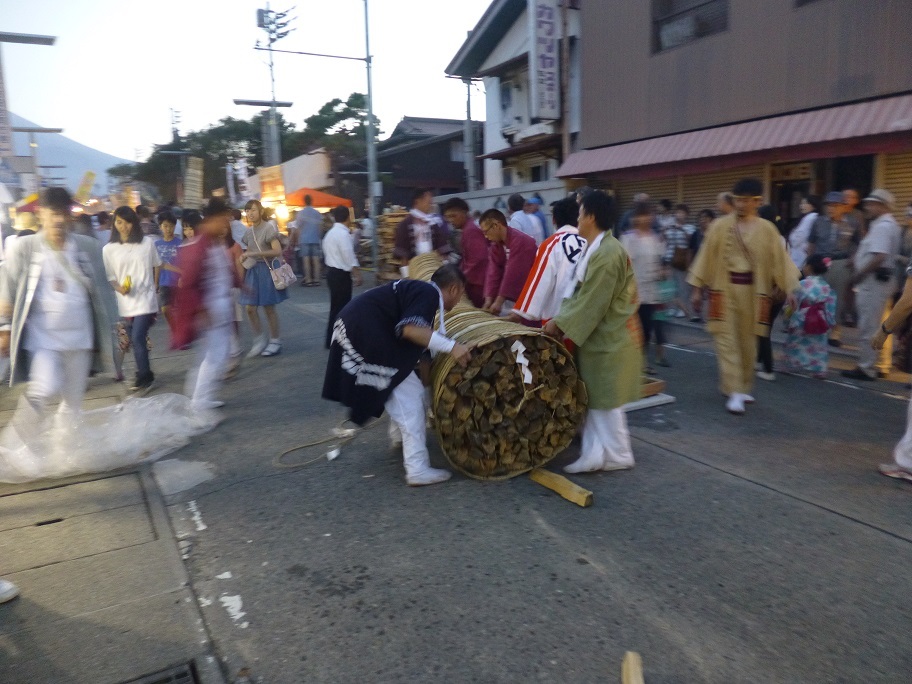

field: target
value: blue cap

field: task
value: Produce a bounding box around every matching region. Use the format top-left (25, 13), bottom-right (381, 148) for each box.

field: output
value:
top-left (526, 197), bottom-right (542, 205)
top-left (824, 191), bottom-right (844, 204)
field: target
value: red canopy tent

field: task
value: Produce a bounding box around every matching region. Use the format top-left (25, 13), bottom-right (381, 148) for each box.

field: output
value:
top-left (15, 193), bottom-right (39, 213)
top-left (284, 187), bottom-right (352, 209)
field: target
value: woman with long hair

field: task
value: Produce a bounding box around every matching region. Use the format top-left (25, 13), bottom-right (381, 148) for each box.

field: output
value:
top-left (102, 206), bottom-right (162, 392)
top-left (239, 199), bottom-right (287, 357)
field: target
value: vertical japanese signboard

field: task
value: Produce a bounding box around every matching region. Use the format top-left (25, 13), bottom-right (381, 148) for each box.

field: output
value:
top-left (528, 0), bottom-right (561, 121)
top-left (235, 161), bottom-right (251, 203)
top-left (184, 156), bottom-right (204, 209)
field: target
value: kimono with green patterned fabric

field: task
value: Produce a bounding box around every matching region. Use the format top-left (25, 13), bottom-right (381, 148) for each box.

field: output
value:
top-left (553, 232), bottom-right (643, 410)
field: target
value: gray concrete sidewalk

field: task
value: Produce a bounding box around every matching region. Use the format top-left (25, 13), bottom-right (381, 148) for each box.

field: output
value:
top-left (0, 329), bottom-right (225, 682)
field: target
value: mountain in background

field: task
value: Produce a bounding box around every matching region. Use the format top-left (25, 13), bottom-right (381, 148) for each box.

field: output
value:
top-left (10, 112), bottom-right (131, 196)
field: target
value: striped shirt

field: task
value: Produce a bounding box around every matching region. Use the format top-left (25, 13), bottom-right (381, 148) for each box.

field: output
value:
top-left (512, 226), bottom-right (587, 322)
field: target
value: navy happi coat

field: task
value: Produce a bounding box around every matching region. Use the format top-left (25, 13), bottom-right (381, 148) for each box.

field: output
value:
top-left (322, 279), bottom-right (441, 425)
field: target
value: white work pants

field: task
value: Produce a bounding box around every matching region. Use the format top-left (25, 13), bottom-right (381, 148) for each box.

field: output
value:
top-left (581, 408), bottom-right (635, 469)
top-left (384, 372), bottom-right (432, 477)
top-left (12, 348), bottom-right (92, 443)
top-left (186, 324), bottom-right (231, 410)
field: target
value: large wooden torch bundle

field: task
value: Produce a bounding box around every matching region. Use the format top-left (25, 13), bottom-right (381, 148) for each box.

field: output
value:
top-left (408, 253), bottom-right (587, 480)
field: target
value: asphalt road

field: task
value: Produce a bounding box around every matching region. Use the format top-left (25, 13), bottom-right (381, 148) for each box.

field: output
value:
top-left (154, 282), bottom-right (912, 684)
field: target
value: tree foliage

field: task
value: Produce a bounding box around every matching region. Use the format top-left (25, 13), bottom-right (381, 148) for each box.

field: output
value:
top-left (108, 93), bottom-right (378, 204)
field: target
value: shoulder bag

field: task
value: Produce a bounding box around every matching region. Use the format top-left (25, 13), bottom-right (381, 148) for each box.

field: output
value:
top-left (252, 228), bottom-right (296, 290)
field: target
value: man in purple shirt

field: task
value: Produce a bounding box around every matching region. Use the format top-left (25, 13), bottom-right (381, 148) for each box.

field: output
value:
top-left (479, 209), bottom-right (536, 316)
top-left (443, 197), bottom-right (488, 308)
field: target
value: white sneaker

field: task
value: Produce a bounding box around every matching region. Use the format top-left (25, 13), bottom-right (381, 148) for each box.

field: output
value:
top-left (0, 579), bottom-right (20, 604)
top-left (406, 467), bottom-right (452, 486)
top-left (726, 394), bottom-right (746, 415)
top-left (246, 335), bottom-right (267, 358)
top-left (756, 371), bottom-right (775, 381)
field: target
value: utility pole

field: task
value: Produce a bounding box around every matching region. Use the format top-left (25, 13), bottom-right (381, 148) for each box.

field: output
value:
top-left (463, 79), bottom-right (477, 192)
top-left (255, 4), bottom-right (296, 167)
top-left (170, 108), bottom-right (181, 144)
top-left (253, 0), bottom-right (381, 282)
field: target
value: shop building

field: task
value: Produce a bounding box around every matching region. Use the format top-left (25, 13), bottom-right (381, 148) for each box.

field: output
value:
top-left (558, 0), bottom-right (912, 226)
top-left (441, 0), bottom-right (582, 213)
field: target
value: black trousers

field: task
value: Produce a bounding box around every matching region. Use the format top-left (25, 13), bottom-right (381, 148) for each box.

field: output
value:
top-left (326, 267), bottom-right (353, 349)
top-left (638, 303), bottom-right (666, 347)
top-left (756, 298), bottom-right (786, 373)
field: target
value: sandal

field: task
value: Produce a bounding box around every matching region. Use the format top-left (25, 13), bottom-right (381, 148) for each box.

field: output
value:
top-left (261, 342), bottom-right (282, 357)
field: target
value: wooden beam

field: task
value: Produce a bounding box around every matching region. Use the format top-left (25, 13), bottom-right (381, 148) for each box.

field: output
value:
top-left (528, 468), bottom-right (593, 507)
top-left (621, 651), bottom-right (644, 684)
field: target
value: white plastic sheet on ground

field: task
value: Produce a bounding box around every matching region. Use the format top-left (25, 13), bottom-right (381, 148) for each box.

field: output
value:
top-left (0, 393), bottom-right (220, 483)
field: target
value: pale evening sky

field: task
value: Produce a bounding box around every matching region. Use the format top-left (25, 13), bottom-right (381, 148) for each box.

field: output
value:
top-left (1, 0), bottom-right (492, 162)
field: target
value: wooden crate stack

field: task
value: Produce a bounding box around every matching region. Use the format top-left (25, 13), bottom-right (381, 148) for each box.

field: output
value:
top-left (377, 212), bottom-right (408, 282)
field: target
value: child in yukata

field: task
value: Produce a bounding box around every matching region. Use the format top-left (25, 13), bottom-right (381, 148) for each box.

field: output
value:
top-left (783, 254), bottom-right (836, 378)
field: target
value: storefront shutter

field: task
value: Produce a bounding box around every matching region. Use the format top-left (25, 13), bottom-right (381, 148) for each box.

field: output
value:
top-left (680, 165), bottom-right (764, 217)
top-left (614, 177), bottom-right (680, 215)
top-left (884, 153), bottom-right (912, 222)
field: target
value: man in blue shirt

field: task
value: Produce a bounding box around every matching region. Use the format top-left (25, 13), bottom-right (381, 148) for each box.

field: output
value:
top-left (296, 194), bottom-right (324, 287)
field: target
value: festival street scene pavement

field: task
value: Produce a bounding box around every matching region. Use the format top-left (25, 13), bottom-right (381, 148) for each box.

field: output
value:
top-left (2, 1), bottom-right (912, 683)
top-left (3, 284), bottom-right (912, 683)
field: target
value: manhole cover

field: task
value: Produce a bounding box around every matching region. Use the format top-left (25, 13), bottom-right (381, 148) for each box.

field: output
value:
top-left (124, 662), bottom-right (198, 684)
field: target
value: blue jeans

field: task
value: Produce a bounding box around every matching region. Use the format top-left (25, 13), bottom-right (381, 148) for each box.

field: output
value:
top-left (123, 313), bottom-right (156, 380)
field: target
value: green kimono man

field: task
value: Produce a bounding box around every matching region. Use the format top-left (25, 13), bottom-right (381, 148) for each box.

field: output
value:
top-left (544, 190), bottom-right (643, 473)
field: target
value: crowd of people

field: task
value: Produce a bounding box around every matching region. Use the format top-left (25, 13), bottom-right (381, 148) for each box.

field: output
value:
top-left (2, 178), bottom-right (911, 606)
top-left (367, 180), bottom-right (912, 483)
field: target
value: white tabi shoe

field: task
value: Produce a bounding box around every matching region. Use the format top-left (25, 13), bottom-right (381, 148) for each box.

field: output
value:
top-left (726, 394), bottom-right (746, 415)
top-left (743, 394), bottom-right (755, 404)
top-left (406, 467), bottom-right (452, 486)
top-left (563, 453), bottom-right (603, 474)
top-left (0, 579), bottom-right (20, 604)
top-left (601, 462), bottom-right (634, 472)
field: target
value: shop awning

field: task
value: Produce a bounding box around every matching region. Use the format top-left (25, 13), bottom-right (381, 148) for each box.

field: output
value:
top-left (558, 94), bottom-right (912, 178)
top-left (284, 187), bottom-right (352, 209)
top-left (479, 134), bottom-right (561, 160)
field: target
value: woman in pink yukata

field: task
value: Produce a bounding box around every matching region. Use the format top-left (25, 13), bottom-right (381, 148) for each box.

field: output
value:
top-left (782, 254), bottom-right (836, 378)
